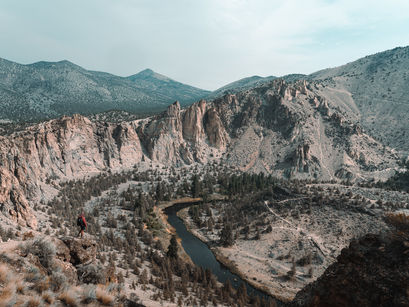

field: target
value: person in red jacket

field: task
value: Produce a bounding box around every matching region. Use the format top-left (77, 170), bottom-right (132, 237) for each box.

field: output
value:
top-left (77, 212), bottom-right (87, 238)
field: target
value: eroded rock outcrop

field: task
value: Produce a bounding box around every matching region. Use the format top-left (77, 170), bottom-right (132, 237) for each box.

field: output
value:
top-left (0, 168), bottom-right (36, 228)
top-left (61, 237), bottom-right (97, 266)
top-left (0, 115), bottom-right (144, 228)
top-left (182, 99), bottom-right (207, 143)
top-left (0, 80), bottom-right (400, 227)
top-left (290, 234), bottom-right (409, 307)
top-left (204, 107), bottom-right (228, 149)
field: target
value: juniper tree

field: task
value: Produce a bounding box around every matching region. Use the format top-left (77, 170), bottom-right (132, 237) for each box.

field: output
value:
top-left (220, 223), bottom-right (235, 246)
top-left (167, 235), bottom-right (178, 259)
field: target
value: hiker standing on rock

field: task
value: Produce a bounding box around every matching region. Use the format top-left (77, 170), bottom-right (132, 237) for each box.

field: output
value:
top-left (77, 212), bottom-right (87, 238)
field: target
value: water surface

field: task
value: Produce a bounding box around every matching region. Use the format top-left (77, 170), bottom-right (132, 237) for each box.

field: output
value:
top-left (164, 202), bottom-right (281, 304)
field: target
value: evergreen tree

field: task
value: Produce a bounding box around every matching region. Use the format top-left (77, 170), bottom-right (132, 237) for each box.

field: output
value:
top-left (237, 283), bottom-right (248, 304)
top-left (167, 235), bottom-right (178, 258)
top-left (155, 182), bottom-right (164, 201)
top-left (191, 175), bottom-right (201, 198)
top-left (220, 223), bottom-right (235, 246)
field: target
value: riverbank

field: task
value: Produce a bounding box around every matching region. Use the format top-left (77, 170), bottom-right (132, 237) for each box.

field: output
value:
top-left (177, 207), bottom-right (287, 303)
top-left (161, 199), bottom-right (281, 304)
top-left (154, 197), bottom-right (202, 264)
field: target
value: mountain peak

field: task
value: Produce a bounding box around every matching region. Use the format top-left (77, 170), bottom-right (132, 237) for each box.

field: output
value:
top-left (128, 68), bottom-right (171, 82)
top-left (28, 59), bottom-right (80, 70)
top-left (138, 68), bottom-right (154, 75)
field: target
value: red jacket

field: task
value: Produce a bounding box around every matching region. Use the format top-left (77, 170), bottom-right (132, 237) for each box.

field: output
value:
top-left (80, 215), bottom-right (87, 227)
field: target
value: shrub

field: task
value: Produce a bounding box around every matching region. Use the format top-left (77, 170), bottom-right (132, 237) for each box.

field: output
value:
top-left (24, 296), bottom-right (42, 307)
top-left (0, 284), bottom-right (16, 307)
top-left (21, 238), bottom-right (56, 270)
top-left (0, 226), bottom-right (15, 242)
top-left (16, 279), bottom-right (26, 294)
top-left (0, 253), bottom-right (14, 265)
top-left (58, 290), bottom-right (78, 306)
top-left (96, 285), bottom-right (115, 306)
top-left (81, 285), bottom-right (97, 304)
top-left (22, 231), bottom-right (34, 241)
top-left (24, 266), bottom-right (42, 283)
top-left (77, 263), bottom-right (106, 284)
top-left (32, 276), bottom-right (50, 293)
top-left (50, 272), bottom-right (67, 291)
top-left (42, 291), bottom-right (55, 304)
top-left (384, 212), bottom-right (409, 238)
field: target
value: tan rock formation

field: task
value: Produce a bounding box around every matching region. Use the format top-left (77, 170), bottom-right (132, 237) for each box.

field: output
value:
top-left (0, 80), bottom-right (400, 227)
top-left (182, 99), bottom-right (207, 143)
top-left (204, 107), bottom-right (228, 150)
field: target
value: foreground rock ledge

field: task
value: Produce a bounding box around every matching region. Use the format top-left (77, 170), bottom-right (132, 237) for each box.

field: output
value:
top-left (290, 233), bottom-right (409, 307)
top-left (61, 237), bottom-right (97, 265)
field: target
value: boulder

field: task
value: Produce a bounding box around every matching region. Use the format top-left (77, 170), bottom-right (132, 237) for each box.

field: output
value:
top-left (54, 258), bottom-right (78, 284)
top-left (61, 237), bottom-right (97, 266)
top-left (51, 237), bottom-right (71, 262)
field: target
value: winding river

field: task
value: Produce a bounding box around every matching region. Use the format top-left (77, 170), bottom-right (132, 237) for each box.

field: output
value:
top-left (164, 202), bottom-right (282, 305)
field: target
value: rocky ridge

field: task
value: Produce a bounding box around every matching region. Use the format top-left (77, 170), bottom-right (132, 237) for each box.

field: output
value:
top-left (0, 80), bottom-right (400, 228)
top-left (309, 46), bottom-right (409, 153)
top-left (208, 46), bottom-right (409, 155)
top-left (2, 46), bottom-right (409, 157)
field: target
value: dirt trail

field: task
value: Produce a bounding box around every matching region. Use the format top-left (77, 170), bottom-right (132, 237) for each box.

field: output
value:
top-left (264, 201), bottom-right (329, 256)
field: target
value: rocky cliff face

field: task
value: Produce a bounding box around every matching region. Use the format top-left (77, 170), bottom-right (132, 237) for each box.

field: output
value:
top-left (209, 47), bottom-right (409, 155)
top-left (214, 80), bottom-right (398, 180)
top-left (0, 115), bottom-right (143, 228)
top-left (290, 233), bottom-right (409, 307)
top-left (0, 100), bottom-right (228, 227)
top-left (0, 80), bottom-right (400, 228)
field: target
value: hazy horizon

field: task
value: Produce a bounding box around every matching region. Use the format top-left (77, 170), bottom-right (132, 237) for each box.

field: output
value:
top-left (1, 0), bottom-right (409, 90)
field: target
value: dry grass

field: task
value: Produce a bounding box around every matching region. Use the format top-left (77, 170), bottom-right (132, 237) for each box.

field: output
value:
top-left (25, 296), bottom-right (42, 307)
top-left (33, 277), bottom-right (50, 293)
top-left (0, 264), bottom-right (10, 284)
top-left (0, 284), bottom-right (16, 306)
top-left (58, 290), bottom-right (78, 306)
top-left (0, 264), bottom-right (15, 306)
top-left (42, 291), bottom-right (55, 304)
top-left (16, 279), bottom-right (26, 294)
top-left (96, 285), bottom-right (115, 306)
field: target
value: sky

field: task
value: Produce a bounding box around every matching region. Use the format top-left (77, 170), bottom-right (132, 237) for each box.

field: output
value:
top-left (1, 0), bottom-right (409, 90)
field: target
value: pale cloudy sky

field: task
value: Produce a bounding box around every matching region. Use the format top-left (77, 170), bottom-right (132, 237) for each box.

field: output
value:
top-left (1, 0), bottom-right (409, 90)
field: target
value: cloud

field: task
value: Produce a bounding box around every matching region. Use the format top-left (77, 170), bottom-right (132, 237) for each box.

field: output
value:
top-left (0, 0), bottom-right (408, 89)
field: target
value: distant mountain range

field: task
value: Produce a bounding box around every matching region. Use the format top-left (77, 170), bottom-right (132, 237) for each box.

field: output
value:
top-left (0, 58), bottom-right (210, 122)
top-left (1, 46), bottom-right (409, 153)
